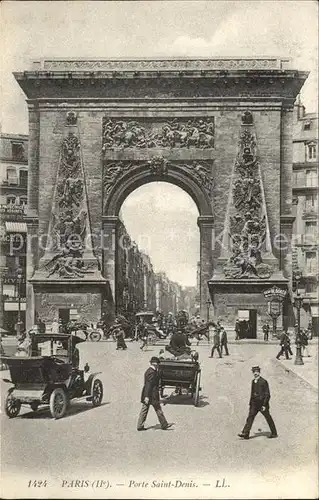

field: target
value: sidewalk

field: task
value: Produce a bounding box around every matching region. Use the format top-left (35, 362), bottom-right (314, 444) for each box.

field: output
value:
top-left (273, 344), bottom-right (318, 392)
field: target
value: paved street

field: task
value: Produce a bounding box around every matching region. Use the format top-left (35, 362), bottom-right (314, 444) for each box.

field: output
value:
top-left (1, 341), bottom-right (318, 499)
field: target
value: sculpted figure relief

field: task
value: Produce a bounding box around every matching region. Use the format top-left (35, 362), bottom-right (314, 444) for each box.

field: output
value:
top-left (148, 156), bottom-right (168, 175)
top-left (61, 133), bottom-right (81, 177)
top-left (45, 130), bottom-right (95, 278)
top-left (103, 162), bottom-right (134, 196)
top-left (45, 242), bottom-right (90, 279)
top-left (102, 117), bottom-right (214, 149)
top-left (224, 117), bottom-right (272, 280)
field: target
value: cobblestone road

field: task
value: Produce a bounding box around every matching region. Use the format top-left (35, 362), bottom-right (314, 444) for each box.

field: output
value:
top-left (1, 341), bottom-right (317, 499)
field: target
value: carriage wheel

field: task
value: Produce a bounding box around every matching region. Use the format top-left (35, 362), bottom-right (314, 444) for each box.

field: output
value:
top-left (92, 379), bottom-right (103, 407)
top-left (49, 388), bottom-right (68, 419)
top-left (90, 330), bottom-right (102, 342)
top-left (5, 395), bottom-right (21, 418)
top-left (194, 371), bottom-right (201, 407)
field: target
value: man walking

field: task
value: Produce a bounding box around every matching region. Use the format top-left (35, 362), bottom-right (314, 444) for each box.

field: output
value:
top-left (235, 319), bottom-right (241, 340)
top-left (276, 331), bottom-right (291, 360)
top-left (209, 329), bottom-right (222, 358)
top-left (137, 357), bottom-right (173, 431)
top-left (113, 318), bottom-right (127, 350)
top-left (220, 327), bottom-right (229, 356)
top-left (262, 323), bottom-right (270, 341)
top-left (301, 329), bottom-right (311, 357)
top-left (238, 366), bottom-right (277, 440)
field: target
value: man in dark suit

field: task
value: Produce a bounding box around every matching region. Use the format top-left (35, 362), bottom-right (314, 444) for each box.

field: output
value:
top-left (238, 366), bottom-right (277, 439)
top-left (235, 319), bottom-right (241, 340)
top-left (209, 329), bottom-right (222, 358)
top-left (137, 357), bottom-right (173, 431)
top-left (166, 330), bottom-right (191, 357)
top-left (276, 331), bottom-right (291, 360)
top-left (220, 328), bottom-right (229, 356)
top-left (262, 323), bottom-right (270, 341)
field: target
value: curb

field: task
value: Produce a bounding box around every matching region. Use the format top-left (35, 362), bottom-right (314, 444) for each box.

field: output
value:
top-left (271, 358), bottom-right (318, 394)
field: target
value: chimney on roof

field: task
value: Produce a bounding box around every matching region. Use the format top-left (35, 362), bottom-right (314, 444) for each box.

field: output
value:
top-left (294, 94), bottom-right (305, 121)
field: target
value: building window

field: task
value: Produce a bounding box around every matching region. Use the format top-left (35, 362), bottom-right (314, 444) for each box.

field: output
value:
top-left (19, 196), bottom-right (27, 208)
top-left (6, 195), bottom-right (16, 206)
top-left (305, 194), bottom-right (318, 212)
top-left (18, 256), bottom-right (26, 268)
top-left (6, 167), bottom-right (18, 185)
top-left (305, 252), bottom-right (317, 274)
top-left (11, 142), bottom-right (25, 161)
top-left (303, 121), bottom-right (311, 131)
top-left (305, 221), bottom-right (317, 235)
top-left (306, 169), bottom-right (317, 187)
top-left (19, 169), bottom-right (28, 187)
top-left (5, 255), bottom-right (16, 273)
top-left (306, 282), bottom-right (318, 294)
top-left (306, 143), bottom-right (317, 162)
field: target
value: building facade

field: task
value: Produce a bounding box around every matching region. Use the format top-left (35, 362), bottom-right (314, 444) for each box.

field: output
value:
top-left (292, 99), bottom-right (318, 334)
top-left (13, 58), bottom-right (308, 331)
top-left (0, 133), bottom-right (28, 333)
top-left (116, 220), bottom-right (181, 318)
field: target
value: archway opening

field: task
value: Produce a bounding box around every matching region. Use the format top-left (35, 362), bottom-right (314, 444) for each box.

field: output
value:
top-left (118, 181), bottom-right (200, 318)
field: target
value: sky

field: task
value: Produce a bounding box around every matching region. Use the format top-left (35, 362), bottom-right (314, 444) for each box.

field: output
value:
top-left (1, 0), bottom-right (318, 286)
top-left (121, 183), bottom-right (199, 286)
top-left (1, 0), bottom-right (318, 133)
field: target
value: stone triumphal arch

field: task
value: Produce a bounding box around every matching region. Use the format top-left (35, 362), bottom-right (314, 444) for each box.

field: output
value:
top-left (14, 58), bottom-right (308, 329)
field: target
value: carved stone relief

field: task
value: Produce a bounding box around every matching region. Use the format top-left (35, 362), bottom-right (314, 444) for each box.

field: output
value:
top-left (42, 58), bottom-right (281, 71)
top-left (42, 115), bottom-right (99, 279)
top-left (103, 160), bottom-right (214, 204)
top-left (102, 117), bottom-right (215, 150)
top-left (223, 113), bottom-right (273, 280)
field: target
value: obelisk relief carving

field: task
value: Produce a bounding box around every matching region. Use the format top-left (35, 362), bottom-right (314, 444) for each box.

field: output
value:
top-left (38, 112), bottom-right (101, 280)
top-left (221, 111), bottom-right (274, 279)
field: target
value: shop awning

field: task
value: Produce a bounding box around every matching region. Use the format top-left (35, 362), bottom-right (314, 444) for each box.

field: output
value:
top-left (5, 222), bottom-right (27, 233)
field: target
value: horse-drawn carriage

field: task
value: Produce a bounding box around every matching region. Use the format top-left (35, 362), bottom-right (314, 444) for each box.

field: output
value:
top-left (158, 353), bottom-right (201, 407)
top-left (2, 332), bottom-right (103, 419)
top-left (135, 311), bottom-right (166, 345)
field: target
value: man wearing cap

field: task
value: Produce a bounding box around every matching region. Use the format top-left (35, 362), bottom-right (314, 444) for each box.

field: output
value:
top-left (238, 366), bottom-right (277, 440)
top-left (137, 357), bottom-right (173, 431)
top-left (209, 328), bottom-right (222, 358)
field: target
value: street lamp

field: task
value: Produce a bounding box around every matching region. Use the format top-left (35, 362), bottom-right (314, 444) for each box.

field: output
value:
top-left (294, 271), bottom-right (304, 366)
top-left (206, 298), bottom-right (211, 322)
top-left (16, 267), bottom-right (23, 338)
top-left (263, 286), bottom-right (287, 338)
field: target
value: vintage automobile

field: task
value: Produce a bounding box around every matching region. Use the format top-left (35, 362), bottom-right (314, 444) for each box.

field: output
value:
top-left (2, 332), bottom-right (103, 419)
top-left (158, 352), bottom-right (201, 406)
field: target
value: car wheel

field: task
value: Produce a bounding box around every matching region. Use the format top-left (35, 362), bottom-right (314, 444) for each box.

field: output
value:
top-left (92, 379), bottom-right (103, 407)
top-left (49, 388), bottom-right (68, 419)
top-left (5, 395), bottom-right (21, 418)
top-left (30, 402), bottom-right (39, 412)
top-left (90, 330), bottom-right (102, 342)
